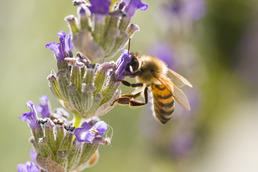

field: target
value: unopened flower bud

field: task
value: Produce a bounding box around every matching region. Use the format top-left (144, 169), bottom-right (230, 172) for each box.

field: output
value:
top-left (65, 15), bottom-right (80, 34)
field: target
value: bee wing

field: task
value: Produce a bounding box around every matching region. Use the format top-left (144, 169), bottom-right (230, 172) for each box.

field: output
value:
top-left (172, 84), bottom-right (191, 111)
top-left (167, 69), bottom-right (192, 88)
top-left (158, 75), bottom-right (191, 111)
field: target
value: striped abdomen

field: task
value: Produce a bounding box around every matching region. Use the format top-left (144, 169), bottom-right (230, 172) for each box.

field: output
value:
top-left (151, 83), bottom-right (175, 124)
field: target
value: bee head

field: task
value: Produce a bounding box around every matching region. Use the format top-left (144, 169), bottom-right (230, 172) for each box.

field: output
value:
top-left (127, 52), bottom-right (140, 74)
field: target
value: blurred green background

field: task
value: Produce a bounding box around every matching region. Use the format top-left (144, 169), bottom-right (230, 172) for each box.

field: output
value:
top-left (1, 0), bottom-right (258, 171)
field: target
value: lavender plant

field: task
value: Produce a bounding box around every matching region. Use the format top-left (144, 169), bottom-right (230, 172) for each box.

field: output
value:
top-left (18, 0), bottom-right (147, 171)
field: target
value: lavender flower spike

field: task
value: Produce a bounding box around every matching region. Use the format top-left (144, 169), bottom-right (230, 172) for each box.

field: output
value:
top-left (75, 121), bottom-right (108, 143)
top-left (19, 101), bottom-right (39, 130)
top-left (89, 0), bottom-right (111, 15)
top-left (124, 0), bottom-right (148, 18)
top-left (46, 31), bottom-right (74, 62)
top-left (36, 95), bottom-right (51, 118)
top-left (17, 161), bottom-right (39, 172)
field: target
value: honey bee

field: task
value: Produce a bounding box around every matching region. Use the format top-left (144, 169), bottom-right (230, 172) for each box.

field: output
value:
top-left (112, 53), bottom-right (192, 124)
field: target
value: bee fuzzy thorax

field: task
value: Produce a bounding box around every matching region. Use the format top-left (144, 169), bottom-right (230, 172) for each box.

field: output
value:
top-left (135, 55), bottom-right (168, 84)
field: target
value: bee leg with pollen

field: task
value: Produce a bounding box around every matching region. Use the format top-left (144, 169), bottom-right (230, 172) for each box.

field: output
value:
top-left (129, 87), bottom-right (149, 107)
top-left (111, 92), bottom-right (141, 106)
top-left (111, 87), bottom-right (149, 107)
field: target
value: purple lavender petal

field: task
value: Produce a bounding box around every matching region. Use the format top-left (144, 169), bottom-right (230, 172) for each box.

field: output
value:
top-left (17, 163), bottom-right (27, 172)
top-left (115, 49), bottom-right (133, 80)
top-left (58, 31), bottom-right (74, 59)
top-left (74, 122), bottom-right (94, 143)
top-left (89, 0), bottom-right (111, 15)
top-left (65, 34), bottom-right (74, 57)
top-left (148, 41), bottom-right (176, 69)
top-left (119, 1), bottom-right (126, 10)
top-left (30, 149), bottom-right (37, 165)
top-left (26, 162), bottom-right (39, 172)
top-left (17, 161), bottom-right (39, 172)
top-left (46, 31), bottom-right (74, 62)
top-left (93, 121), bottom-right (108, 136)
top-left (39, 95), bottom-right (48, 105)
top-left (57, 31), bottom-right (66, 59)
top-left (75, 129), bottom-right (95, 143)
top-left (19, 101), bottom-right (39, 129)
top-left (75, 121), bottom-right (108, 143)
top-left (36, 95), bottom-right (51, 118)
top-left (84, 132), bottom-right (96, 143)
top-left (45, 42), bottom-right (62, 60)
top-left (124, 0), bottom-right (148, 18)
top-left (81, 121), bottom-right (92, 130)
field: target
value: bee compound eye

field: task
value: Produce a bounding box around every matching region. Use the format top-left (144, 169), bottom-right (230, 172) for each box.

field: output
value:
top-left (131, 58), bottom-right (139, 71)
top-left (126, 57), bottom-right (139, 73)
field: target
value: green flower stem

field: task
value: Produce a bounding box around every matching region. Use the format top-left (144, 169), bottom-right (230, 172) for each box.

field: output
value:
top-left (74, 111), bottom-right (82, 128)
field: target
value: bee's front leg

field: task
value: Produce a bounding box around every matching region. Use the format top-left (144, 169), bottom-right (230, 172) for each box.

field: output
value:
top-left (117, 80), bottom-right (143, 88)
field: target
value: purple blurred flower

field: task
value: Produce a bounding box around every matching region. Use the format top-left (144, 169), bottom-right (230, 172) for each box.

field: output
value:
top-left (124, 0), bottom-right (148, 18)
top-left (165, 0), bottom-right (205, 21)
top-left (236, 21), bottom-right (258, 87)
top-left (148, 41), bottom-right (176, 69)
top-left (75, 121), bottom-right (108, 143)
top-left (186, 88), bottom-right (200, 112)
top-left (46, 31), bottom-right (74, 62)
top-left (19, 101), bottom-right (39, 130)
top-left (36, 95), bottom-right (51, 118)
top-left (88, 0), bottom-right (111, 15)
top-left (115, 49), bottom-right (133, 80)
top-left (169, 132), bottom-right (194, 158)
top-left (140, 87), bottom-right (201, 159)
top-left (17, 161), bottom-right (39, 172)
top-left (168, 89), bottom-right (201, 158)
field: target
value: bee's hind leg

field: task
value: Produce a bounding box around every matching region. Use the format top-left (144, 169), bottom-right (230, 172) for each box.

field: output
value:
top-left (129, 87), bottom-right (149, 107)
top-left (111, 92), bottom-right (141, 106)
top-left (112, 98), bottom-right (146, 107)
top-left (111, 87), bottom-right (149, 107)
